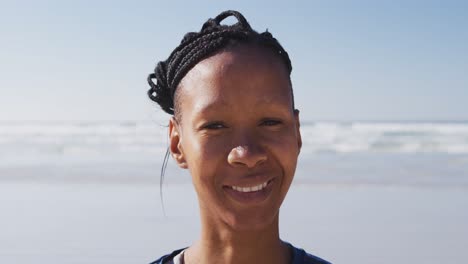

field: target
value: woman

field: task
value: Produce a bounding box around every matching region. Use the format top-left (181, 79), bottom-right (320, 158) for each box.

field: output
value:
top-left (147, 10), bottom-right (330, 264)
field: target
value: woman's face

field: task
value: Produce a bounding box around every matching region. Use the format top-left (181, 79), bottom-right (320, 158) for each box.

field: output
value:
top-left (169, 45), bottom-right (302, 231)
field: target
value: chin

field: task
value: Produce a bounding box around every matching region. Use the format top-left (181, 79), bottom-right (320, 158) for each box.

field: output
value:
top-left (223, 206), bottom-right (280, 232)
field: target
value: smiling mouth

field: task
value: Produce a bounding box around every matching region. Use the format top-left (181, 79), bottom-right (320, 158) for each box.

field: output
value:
top-left (229, 180), bottom-right (271, 193)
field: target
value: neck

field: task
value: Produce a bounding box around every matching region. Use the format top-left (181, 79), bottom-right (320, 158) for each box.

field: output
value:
top-left (185, 214), bottom-right (291, 264)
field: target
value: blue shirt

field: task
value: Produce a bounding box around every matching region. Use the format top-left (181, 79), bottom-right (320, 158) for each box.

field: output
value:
top-left (149, 242), bottom-right (331, 264)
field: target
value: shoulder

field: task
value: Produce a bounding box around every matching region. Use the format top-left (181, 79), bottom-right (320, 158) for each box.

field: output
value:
top-left (149, 248), bottom-right (186, 264)
top-left (289, 243), bottom-right (332, 264)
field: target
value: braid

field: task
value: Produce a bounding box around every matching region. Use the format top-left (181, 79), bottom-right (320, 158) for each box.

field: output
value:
top-left (147, 10), bottom-right (293, 115)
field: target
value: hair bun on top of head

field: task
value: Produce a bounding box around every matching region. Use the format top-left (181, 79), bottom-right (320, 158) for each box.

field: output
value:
top-left (147, 10), bottom-right (292, 115)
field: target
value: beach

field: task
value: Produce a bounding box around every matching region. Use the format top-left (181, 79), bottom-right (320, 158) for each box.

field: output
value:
top-left (1, 181), bottom-right (467, 263)
top-left (3, 1), bottom-right (467, 262)
top-left (1, 121), bottom-right (468, 263)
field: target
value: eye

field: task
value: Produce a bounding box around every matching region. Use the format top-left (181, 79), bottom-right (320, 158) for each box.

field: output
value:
top-left (202, 121), bottom-right (227, 130)
top-left (260, 119), bottom-right (282, 126)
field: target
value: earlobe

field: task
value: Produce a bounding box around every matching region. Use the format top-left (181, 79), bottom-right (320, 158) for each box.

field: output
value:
top-left (169, 117), bottom-right (188, 169)
top-left (294, 109), bottom-right (302, 152)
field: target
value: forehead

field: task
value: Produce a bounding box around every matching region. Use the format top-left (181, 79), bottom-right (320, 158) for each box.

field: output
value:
top-left (176, 45), bottom-right (293, 115)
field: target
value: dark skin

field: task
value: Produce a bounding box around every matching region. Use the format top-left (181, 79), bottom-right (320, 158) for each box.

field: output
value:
top-left (169, 44), bottom-right (302, 264)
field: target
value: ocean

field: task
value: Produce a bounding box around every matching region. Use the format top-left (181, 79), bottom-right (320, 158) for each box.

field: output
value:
top-left (2, 120), bottom-right (468, 186)
top-left (1, 121), bottom-right (467, 263)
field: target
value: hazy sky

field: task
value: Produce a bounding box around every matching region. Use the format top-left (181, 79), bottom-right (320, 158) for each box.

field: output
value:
top-left (1, 0), bottom-right (467, 122)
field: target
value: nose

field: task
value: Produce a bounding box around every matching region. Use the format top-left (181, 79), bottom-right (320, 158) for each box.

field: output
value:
top-left (227, 144), bottom-right (267, 168)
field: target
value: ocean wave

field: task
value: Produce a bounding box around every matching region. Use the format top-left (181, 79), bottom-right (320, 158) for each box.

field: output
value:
top-left (1, 121), bottom-right (468, 158)
top-left (300, 122), bottom-right (468, 153)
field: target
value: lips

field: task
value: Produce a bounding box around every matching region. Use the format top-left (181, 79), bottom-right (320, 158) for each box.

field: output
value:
top-left (223, 179), bottom-right (274, 204)
top-left (230, 180), bottom-right (269, 193)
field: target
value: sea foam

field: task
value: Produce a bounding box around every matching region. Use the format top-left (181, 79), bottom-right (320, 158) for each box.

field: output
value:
top-left (1, 121), bottom-right (468, 161)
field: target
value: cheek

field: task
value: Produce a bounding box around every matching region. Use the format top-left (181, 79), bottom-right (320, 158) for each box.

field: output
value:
top-left (267, 129), bottom-right (300, 160)
top-left (183, 135), bottom-right (228, 185)
top-left (186, 136), bottom-right (227, 166)
top-left (266, 131), bottom-right (300, 186)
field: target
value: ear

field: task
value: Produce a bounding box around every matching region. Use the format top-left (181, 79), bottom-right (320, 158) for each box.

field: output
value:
top-left (169, 117), bottom-right (188, 169)
top-left (293, 109), bottom-right (302, 153)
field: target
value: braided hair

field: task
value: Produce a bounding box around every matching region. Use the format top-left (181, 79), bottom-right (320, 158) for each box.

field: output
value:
top-left (147, 10), bottom-right (293, 116)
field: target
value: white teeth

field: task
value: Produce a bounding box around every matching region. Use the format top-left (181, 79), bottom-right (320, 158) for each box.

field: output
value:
top-left (231, 181), bottom-right (269, 193)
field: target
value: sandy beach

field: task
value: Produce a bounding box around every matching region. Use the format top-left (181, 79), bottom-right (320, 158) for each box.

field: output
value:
top-left (1, 181), bottom-right (467, 264)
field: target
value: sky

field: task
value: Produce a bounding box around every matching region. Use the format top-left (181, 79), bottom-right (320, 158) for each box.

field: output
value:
top-left (1, 0), bottom-right (467, 122)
